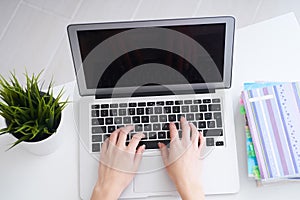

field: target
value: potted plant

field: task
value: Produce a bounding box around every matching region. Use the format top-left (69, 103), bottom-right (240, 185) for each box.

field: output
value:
top-left (0, 71), bottom-right (68, 155)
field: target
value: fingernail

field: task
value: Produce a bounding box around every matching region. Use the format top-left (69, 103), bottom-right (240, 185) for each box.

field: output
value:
top-left (142, 144), bottom-right (146, 151)
top-left (158, 142), bottom-right (161, 148)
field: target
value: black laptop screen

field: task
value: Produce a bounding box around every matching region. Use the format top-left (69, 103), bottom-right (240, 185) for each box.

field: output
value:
top-left (77, 23), bottom-right (226, 89)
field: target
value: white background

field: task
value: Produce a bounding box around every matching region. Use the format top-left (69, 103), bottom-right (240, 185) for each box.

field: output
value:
top-left (1, 1), bottom-right (300, 200)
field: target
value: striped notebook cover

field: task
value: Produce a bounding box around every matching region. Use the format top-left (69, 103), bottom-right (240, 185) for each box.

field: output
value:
top-left (242, 82), bottom-right (300, 181)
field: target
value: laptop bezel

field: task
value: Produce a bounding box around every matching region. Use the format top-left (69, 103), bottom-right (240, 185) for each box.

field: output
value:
top-left (67, 16), bottom-right (235, 97)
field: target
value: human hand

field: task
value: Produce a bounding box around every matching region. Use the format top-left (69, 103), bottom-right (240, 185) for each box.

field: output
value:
top-left (91, 126), bottom-right (145, 200)
top-left (158, 117), bottom-right (205, 200)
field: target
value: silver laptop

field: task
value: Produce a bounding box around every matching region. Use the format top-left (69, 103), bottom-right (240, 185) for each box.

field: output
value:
top-left (67, 16), bottom-right (239, 199)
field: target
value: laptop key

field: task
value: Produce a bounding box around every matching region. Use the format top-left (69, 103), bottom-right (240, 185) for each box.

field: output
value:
top-left (140, 140), bottom-right (171, 149)
top-left (206, 138), bottom-right (214, 146)
top-left (137, 108), bottom-right (144, 115)
top-left (105, 118), bottom-right (113, 125)
top-left (110, 103), bottom-right (118, 108)
top-left (203, 129), bottom-right (223, 137)
top-left (110, 109), bottom-right (118, 116)
top-left (159, 115), bottom-right (167, 122)
top-left (141, 116), bottom-right (149, 123)
top-left (135, 124), bottom-right (143, 132)
top-left (118, 109), bottom-right (126, 116)
top-left (114, 117), bottom-right (122, 124)
top-left (158, 131), bottom-right (166, 139)
top-left (175, 100), bottom-right (183, 105)
top-left (204, 113), bottom-right (212, 120)
top-left (190, 105), bottom-right (198, 112)
top-left (123, 117), bottom-right (131, 124)
top-left (208, 104), bottom-right (221, 111)
top-left (199, 105), bottom-right (207, 112)
top-left (150, 115), bottom-right (159, 122)
top-left (168, 114), bottom-right (176, 122)
top-left (172, 106), bottom-right (180, 113)
top-left (184, 100), bottom-right (192, 104)
top-left (138, 102), bottom-right (146, 107)
top-left (91, 110), bottom-right (99, 117)
top-left (177, 114), bottom-right (185, 120)
top-left (154, 107), bottom-right (162, 114)
top-left (216, 119), bottom-right (222, 128)
top-left (100, 110), bottom-right (108, 117)
top-left (163, 106), bottom-right (172, 114)
top-left (193, 99), bottom-right (202, 104)
top-left (216, 141), bottom-right (224, 146)
top-left (212, 98), bottom-right (221, 103)
top-left (132, 116), bottom-right (140, 123)
top-left (101, 104), bottom-right (109, 108)
top-left (147, 102), bottom-right (155, 106)
top-left (166, 101), bottom-right (173, 105)
top-left (144, 124), bottom-right (152, 131)
top-left (92, 135), bottom-right (102, 142)
top-left (156, 101), bottom-right (164, 106)
top-left (207, 121), bottom-right (216, 128)
top-left (92, 127), bottom-right (103, 134)
top-left (181, 105), bottom-right (189, 113)
top-left (92, 143), bottom-right (100, 152)
top-left (162, 123), bottom-right (169, 130)
top-left (91, 104), bottom-right (100, 109)
top-left (92, 118), bottom-right (104, 125)
top-left (128, 108), bottom-right (135, 115)
top-left (195, 113), bottom-right (203, 120)
top-left (146, 107), bottom-right (153, 114)
top-left (119, 103), bottom-right (127, 107)
top-left (108, 126), bottom-right (116, 133)
top-left (129, 103), bottom-right (137, 107)
top-left (198, 121), bottom-right (206, 128)
top-left (203, 99), bottom-right (211, 103)
top-left (149, 132), bottom-right (157, 139)
top-left (186, 113), bottom-right (194, 121)
top-left (153, 123), bottom-right (161, 131)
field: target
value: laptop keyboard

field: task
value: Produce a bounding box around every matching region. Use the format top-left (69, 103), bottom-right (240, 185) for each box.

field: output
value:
top-left (90, 98), bottom-right (224, 152)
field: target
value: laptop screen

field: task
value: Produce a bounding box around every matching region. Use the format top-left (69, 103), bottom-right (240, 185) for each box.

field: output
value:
top-left (68, 17), bottom-right (235, 96)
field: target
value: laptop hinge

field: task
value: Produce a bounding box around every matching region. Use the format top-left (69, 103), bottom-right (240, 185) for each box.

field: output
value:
top-left (95, 89), bottom-right (215, 99)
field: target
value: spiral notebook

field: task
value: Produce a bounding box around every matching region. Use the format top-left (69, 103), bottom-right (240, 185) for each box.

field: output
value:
top-left (242, 82), bottom-right (300, 181)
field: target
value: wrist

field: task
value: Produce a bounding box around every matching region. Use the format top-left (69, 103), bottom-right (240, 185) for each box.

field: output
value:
top-left (176, 182), bottom-right (205, 200)
top-left (91, 181), bottom-right (123, 200)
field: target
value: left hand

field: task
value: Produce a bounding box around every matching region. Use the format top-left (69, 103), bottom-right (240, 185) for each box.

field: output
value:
top-left (91, 126), bottom-right (145, 200)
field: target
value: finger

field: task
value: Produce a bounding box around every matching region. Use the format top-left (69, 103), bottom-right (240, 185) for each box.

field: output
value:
top-left (136, 144), bottom-right (146, 154)
top-left (169, 122), bottom-right (179, 141)
top-left (100, 138), bottom-right (109, 155)
top-left (127, 132), bottom-right (145, 152)
top-left (197, 131), bottom-right (205, 155)
top-left (133, 144), bottom-right (146, 171)
top-left (180, 117), bottom-right (191, 144)
top-left (109, 128), bottom-right (121, 145)
top-left (100, 138), bottom-right (109, 163)
top-left (190, 123), bottom-right (199, 149)
top-left (158, 142), bottom-right (169, 166)
top-left (116, 125), bottom-right (134, 148)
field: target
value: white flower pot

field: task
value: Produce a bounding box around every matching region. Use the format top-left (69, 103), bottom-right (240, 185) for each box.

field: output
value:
top-left (10, 114), bottom-right (64, 156)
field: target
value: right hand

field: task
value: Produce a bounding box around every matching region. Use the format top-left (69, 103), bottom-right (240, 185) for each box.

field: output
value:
top-left (158, 117), bottom-right (205, 200)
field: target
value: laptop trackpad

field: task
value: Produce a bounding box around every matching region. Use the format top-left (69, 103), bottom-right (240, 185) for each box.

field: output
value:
top-left (134, 155), bottom-right (176, 193)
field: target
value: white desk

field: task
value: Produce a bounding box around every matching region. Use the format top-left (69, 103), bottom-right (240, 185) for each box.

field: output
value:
top-left (1, 13), bottom-right (300, 200)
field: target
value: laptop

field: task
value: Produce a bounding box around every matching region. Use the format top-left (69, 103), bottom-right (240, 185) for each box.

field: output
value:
top-left (67, 16), bottom-right (239, 199)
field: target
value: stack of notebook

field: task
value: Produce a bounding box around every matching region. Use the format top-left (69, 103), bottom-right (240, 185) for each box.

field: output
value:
top-left (241, 82), bottom-right (300, 185)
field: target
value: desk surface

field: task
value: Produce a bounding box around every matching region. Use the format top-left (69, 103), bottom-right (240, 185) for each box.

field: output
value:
top-left (1, 13), bottom-right (300, 200)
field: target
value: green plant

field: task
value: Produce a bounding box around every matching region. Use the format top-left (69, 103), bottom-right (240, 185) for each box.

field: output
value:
top-left (0, 71), bottom-right (68, 149)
